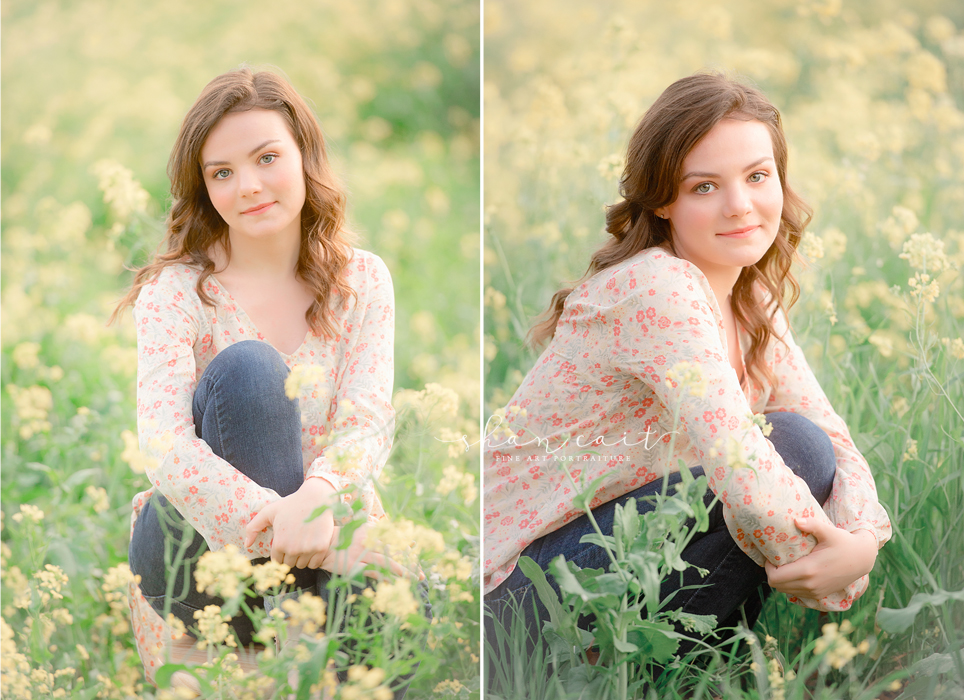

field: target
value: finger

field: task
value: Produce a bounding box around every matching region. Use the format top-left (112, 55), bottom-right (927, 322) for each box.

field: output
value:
top-left (245, 513), bottom-right (269, 547)
top-left (795, 516), bottom-right (835, 542)
top-left (360, 553), bottom-right (414, 580)
top-left (307, 552), bottom-right (327, 570)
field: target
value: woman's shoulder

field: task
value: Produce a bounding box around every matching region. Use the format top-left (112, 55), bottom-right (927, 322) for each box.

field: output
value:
top-left (134, 262), bottom-right (205, 310)
top-left (574, 247), bottom-right (712, 306)
top-left (342, 247), bottom-right (392, 291)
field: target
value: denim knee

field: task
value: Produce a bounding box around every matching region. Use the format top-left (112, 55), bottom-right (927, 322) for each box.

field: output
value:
top-left (764, 411), bottom-right (835, 505)
top-left (200, 339), bottom-right (289, 393)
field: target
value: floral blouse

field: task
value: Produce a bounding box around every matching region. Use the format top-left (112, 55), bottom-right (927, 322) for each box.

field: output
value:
top-left (126, 248), bottom-right (394, 681)
top-left (483, 248), bottom-right (891, 612)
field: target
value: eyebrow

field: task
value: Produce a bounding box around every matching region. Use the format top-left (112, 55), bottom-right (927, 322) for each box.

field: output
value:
top-left (681, 156), bottom-right (774, 181)
top-left (202, 139), bottom-right (282, 169)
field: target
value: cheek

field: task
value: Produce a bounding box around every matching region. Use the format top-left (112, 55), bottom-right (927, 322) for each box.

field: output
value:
top-left (204, 185), bottom-right (231, 218)
top-left (671, 200), bottom-right (716, 232)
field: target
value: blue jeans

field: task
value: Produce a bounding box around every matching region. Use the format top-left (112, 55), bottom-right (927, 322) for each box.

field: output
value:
top-left (129, 340), bottom-right (423, 697)
top-left (484, 411), bottom-right (836, 668)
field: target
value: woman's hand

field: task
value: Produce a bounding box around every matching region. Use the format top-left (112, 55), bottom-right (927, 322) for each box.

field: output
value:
top-left (765, 517), bottom-right (878, 600)
top-left (319, 522), bottom-right (423, 581)
top-left (244, 477), bottom-right (337, 569)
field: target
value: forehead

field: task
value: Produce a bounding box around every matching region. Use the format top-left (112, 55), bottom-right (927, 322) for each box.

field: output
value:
top-left (201, 108), bottom-right (296, 158)
top-left (683, 119), bottom-right (774, 169)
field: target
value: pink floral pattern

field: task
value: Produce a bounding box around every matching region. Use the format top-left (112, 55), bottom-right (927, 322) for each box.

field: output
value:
top-left (127, 249), bottom-right (394, 681)
top-left (483, 248), bottom-right (891, 612)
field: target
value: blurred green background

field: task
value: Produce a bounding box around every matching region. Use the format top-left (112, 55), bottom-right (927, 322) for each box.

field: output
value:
top-left (1, 1), bottom-right (481, 697)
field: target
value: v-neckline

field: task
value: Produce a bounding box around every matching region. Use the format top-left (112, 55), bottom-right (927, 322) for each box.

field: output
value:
top-left (209, 274), bottom-right (310, 358)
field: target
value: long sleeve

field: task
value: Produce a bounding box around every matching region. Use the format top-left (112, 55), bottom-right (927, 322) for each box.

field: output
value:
top-left (764, 310), bottom-right (892, 609)
top-left (304, 253), bottom-right (395, 520)
top-left (611, 264), bottom-right (830, 572)
top-left (133, 269), bottom-right (277, 557)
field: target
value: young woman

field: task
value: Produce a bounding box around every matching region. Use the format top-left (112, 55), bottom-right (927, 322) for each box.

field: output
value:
top-left (113, 68), bottom-right (409, 688)
top-left (483, 73), bottom-right (891, 660)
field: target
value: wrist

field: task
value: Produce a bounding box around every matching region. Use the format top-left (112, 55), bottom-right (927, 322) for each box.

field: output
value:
top-left (851, 529), bottom-right (878, 572)
top-left (300, 476), bottom-right (337, 496)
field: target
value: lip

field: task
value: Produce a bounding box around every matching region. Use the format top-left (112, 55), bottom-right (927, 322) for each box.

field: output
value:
top-left (717, 225), bottom-right (758, 238)
top-left (241, 202), bottom-right (275, 215)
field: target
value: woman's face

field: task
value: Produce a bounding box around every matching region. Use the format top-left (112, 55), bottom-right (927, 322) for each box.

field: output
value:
top-left (656, 118), bottom-right (784, 288)
top-left (200, 108), bottom-right (307, 248)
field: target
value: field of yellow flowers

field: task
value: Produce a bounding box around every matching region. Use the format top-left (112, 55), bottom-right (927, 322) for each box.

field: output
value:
top-left (484, 1), bottom-right (963, 698)
top-left (1, 1), bottom-right (480, 698)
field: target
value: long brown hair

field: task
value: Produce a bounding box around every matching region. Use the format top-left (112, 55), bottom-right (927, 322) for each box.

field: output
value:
top-left (111, 66), bottom-right (355, 338)
top-left (530, 72), bottom-right (811, 391)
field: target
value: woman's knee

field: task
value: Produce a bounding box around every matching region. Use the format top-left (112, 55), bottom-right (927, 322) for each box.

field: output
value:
top-left (206, 340), bottom-right (288, 388)
top-left (764, 411), bottom-right (836, 504)
top-left (194, 341), bottom-right (292, 413)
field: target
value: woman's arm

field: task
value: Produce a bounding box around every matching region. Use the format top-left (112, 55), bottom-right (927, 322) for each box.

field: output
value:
top-left (133, 267), bottom-right (278, 558)
top-left (765, 312), bottom-right (892, 548)
top-left (303, 252), bottom-right (396, 517)
top-left (762, 310), bottom-right (892, 607)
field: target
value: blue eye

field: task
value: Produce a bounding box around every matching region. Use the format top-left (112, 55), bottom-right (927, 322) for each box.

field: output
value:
top-left (260, 154), bottom-right (276, 165)
top-left (749, 171), bottom-right (767, 183)
top-left (213, 169), bottom-right (230, 180)
top-left (694, 182), bottom-right (715, 194)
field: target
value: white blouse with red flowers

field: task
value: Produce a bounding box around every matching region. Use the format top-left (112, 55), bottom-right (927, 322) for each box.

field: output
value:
top-left (483, 247), bottom-right (890, 612)
top-left (127, 248), bottom-right (394, 681)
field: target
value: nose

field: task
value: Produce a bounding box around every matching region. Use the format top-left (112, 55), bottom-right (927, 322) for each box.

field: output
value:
top-left (723, 183), bottom-right (752, 218)
top-left (237, 167), bottom-right (262, 196)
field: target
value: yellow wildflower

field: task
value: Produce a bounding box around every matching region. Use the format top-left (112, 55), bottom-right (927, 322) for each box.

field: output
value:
top-left (7, 384), bottom-right (53, 439)
top-left (166, 613), bottom-right (187, 640)
top-left (12, 342), bottom-right (41, 370)
top-left (899, 232), bottom-right (952, 273)
top-left (365, 516), bottom-right (445, 568)
top-left (6, 566), bottom-right (31, 609)
top-left (120, 429), bottom-right (157, 474)
top-left (434, 551), bottom-right (473, 581)
top-left (799, 231), bottom-right (824, 260)
top-left (902, 438), bottom-right (918, 462)
top-left (941, 337), bottom-right (964, 360)
top-left (597, 153), bottom-right (624, 181)
top-left (284, 364), bottom-right (328, 400)
top-left (665, 361), bottom-right (707, 398)
top-left (908, 272), bottom-right (940, 302)
top-left (85, 485), bottom-right (110, 513)
top-left (90, 159), bottom-right (150, 221)
top-left (280, 592), bottom-right (327, 635)
top-left (251, 560), bottom-right (295, 594)
top-left (193, 605), bottom-right (236, 649)
top-left (437, 464), bottom-right (476, 506)
top-left (434, 679), bottom-right (466, 695)
top-left (34, 565), bottom-right (68, 606)
top-left (370, 578), bottom-right (420, 618)
top-left (12, 504), bottom-right (45, 524)
top-left (194, 545), bottom-right (253, 598)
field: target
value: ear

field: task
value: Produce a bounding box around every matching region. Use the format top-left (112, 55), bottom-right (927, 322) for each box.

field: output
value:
top-left (654, 208), bottom-right (669, 220)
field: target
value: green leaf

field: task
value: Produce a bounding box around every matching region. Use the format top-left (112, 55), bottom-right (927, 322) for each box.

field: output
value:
top-left (516, 556), bottom-right (568, 631)
top-left (877, 587), bottom-right (964, 633)
top-left (551, 557), bottom-right (594, 602)
top-left (627, 619), bottom-right (679, 664)
top-left (612, 636), bottom-right (639, 653)
top-left (916, 652), bottom-right (958, 676)
top-left (572, 474), bottom-right (609, 513)
top-left (662, 609), bottom-right (717, 635)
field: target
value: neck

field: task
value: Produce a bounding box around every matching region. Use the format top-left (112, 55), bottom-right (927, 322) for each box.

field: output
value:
top-left (702, 266), bottom-right (741, 311)
top-left (213, 229), bottom-right (302, 280)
